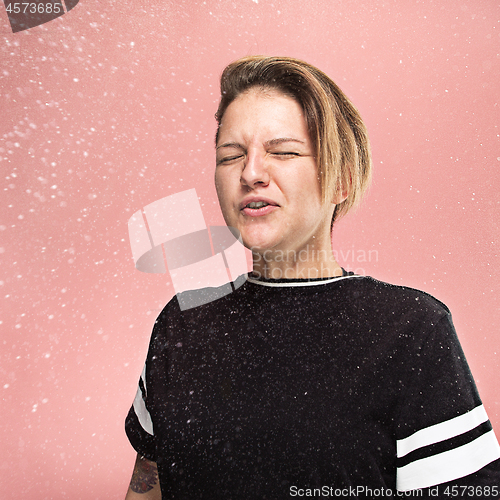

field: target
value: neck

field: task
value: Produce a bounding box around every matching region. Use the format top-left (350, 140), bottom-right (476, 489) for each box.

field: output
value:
top-left (251, 246), bottom-right (343, 280)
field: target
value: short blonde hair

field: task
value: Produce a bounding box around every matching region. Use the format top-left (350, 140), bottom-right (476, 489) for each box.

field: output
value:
top-left (215, 55), bottom-right (372, 225)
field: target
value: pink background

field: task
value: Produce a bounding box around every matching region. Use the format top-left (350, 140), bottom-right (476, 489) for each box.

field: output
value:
top-left (1, 1), bottom-right (499, 497)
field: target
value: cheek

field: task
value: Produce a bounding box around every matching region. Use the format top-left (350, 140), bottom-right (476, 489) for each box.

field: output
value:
top-left (214, 170), bottom-right (225, 198)
top-left (214, 171), bottom-right (233, 210)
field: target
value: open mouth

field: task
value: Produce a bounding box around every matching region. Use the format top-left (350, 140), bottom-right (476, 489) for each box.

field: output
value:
top-left (240, 200), bottom-right (278, 217)
top-left (245, 201), bottom-right (270, 209)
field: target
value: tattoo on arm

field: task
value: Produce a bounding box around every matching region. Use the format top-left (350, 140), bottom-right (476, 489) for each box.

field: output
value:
top-left (130, 455), bottom-right (158, 494)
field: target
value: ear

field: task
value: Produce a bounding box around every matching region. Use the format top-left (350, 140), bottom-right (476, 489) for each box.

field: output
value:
top-left (331, 171), bottom-right (351, 205)
top-left (332, 189), bottom-right (348, 205)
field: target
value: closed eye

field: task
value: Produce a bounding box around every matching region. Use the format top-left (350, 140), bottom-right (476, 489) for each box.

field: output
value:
top-left (216, 155), bottom-right (244, 165)
top-left (272, 152), bottom-right (301, 158)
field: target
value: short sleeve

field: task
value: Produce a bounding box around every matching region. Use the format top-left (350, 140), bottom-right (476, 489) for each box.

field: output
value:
top-left (125, 363), bottom-right (157, 461)
top-left (395, 313), bottom-right (500, 491)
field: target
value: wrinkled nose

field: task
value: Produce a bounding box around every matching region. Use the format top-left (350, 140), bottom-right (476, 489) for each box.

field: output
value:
top-left (240, 150), bottom-right (270, 188)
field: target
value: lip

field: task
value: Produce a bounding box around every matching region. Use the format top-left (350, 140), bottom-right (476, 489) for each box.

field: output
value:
top-left (239, 196), bottom-right (279, 211)
top-left (239, 196), bottom-right (279, 217)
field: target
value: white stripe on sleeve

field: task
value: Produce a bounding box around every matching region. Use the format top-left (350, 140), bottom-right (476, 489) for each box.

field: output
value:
top-left (397, 430), bottom-right (500, 492)
top-left (132, 365), bottom-right (154, 436)
top-left (397, 405), bottom-right (489, 458)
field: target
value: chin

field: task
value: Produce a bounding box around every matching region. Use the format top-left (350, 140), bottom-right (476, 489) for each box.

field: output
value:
top-left (239, 226), bottom-right (284, 253)
top-left (242, 237), bottom-right (281, 254)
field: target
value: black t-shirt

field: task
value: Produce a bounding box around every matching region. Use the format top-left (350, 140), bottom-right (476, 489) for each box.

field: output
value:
top-left (126, 273), bottom-right (500, 498)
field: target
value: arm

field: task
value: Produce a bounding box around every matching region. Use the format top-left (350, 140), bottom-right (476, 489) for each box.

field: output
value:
top-left (395, 313), bottom-right (500, 491)
top-left (125, 453), bottom-right (162, 500)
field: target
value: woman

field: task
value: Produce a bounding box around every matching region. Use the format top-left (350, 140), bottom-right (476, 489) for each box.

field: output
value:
top-left (124, 56), bottom-right (500, 499)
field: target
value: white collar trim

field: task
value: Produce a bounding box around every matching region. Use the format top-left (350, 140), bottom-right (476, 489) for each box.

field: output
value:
top-left (245, 274), bottom-right (363, 288)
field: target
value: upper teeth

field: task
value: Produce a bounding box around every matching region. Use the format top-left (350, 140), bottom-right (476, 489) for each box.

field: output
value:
top-left (247, 201), bottom-right (269, 209)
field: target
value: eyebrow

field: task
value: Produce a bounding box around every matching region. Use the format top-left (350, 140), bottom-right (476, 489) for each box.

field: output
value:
top-left (216, 137), bottom-right (305, 150)
top-left (216, 142), bottom-right (243, 151)
top-left (266, 137), bottom-right (305, 147)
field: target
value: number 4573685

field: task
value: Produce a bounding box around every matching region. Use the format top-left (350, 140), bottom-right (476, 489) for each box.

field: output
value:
top-left (6, 3), bottom-right (62, 14)
top-left (443, 485), bottom-right (499, 497)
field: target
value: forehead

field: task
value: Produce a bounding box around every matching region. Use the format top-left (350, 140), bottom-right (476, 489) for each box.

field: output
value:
top-left (217, 88), bottom-right (308, 145)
